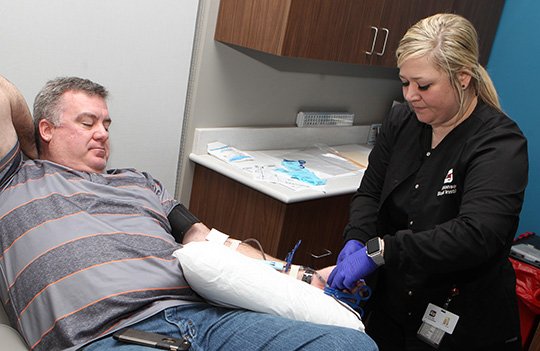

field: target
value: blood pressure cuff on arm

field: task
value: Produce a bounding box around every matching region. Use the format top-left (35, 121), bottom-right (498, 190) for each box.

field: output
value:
top-left (168, 204), bottom-right (200, 243)
top-left (173, 241), bottom-right (365, 331)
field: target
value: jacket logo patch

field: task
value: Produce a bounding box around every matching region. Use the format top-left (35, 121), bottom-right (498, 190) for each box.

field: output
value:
top-left (438, 168), bottom-right (457, 196)
top-left (444, 168), bottom-right (453, 184)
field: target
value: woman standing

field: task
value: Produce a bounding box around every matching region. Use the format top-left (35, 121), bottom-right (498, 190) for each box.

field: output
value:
top-left (328, 13), bottom-right (527, 350)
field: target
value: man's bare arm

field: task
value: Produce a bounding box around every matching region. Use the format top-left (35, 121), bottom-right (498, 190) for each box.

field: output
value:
top-left (182, 223), bottom-right (330, 288)
top-left (183, 223), bottom-right (267, 258)
top-left (0, 76), bottom-right (37, 160)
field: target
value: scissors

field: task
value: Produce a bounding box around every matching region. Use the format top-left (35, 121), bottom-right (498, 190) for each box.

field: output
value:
top-left (323, 283), bottom-right (372, 317)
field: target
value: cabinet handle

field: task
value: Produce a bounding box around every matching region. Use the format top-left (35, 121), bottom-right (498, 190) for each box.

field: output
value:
top-left (376, 28), bottom-right (389, 56)
top-left (365, 26), bottom-right (378, 55)
top-left (310, 249), bottom-right (332, 259)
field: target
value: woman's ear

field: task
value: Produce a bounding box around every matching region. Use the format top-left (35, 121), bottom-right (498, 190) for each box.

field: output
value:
top-left (38, 119), bottom-right (54, 143)
top-left (458, 71), bottom-right (472, 89)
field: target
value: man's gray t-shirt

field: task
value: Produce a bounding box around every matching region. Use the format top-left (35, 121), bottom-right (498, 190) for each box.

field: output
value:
top-left (0, 142), bottom-right (202, 351)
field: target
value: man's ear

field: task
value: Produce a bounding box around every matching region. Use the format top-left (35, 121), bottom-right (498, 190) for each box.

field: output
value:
top-left (38, 119), bottom-right (54, 143)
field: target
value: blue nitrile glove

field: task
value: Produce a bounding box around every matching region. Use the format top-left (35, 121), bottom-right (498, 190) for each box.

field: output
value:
top-left (327, 246), bottom-right (378, 291)
top-left (336, 240), bottom-right (364, 264)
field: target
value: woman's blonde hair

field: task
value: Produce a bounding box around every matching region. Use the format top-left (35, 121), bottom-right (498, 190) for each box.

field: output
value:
top-left (396, 13), bottom-right (500, 113)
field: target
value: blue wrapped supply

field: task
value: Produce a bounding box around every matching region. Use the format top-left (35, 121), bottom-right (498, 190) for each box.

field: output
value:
top-left (275, 159), bottom-right (327, 186)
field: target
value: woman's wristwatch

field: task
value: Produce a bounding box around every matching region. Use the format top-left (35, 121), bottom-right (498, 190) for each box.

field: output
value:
top-left (366, 237), bottom-right (385, 266)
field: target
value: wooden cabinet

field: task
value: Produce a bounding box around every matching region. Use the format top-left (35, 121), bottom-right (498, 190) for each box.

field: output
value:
top-left (452, 0), bottom-right (507, 65)
top-left (371, 0), bottom-right (454, 67)
top-left (189, 164), bottom-right (353, 268)
top-left (214, 0), bottom-right (505, 67)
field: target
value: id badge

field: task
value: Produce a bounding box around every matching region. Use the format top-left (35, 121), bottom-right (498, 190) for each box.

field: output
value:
top-left (417, 303), bottom-right (459, 348)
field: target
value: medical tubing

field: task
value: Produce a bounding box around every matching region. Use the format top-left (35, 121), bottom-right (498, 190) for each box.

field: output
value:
top-left (241, 238), bottom-right (267, 261)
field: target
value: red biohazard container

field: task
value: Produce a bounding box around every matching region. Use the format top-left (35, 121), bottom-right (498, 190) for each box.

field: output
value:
top-left (510, 257), bottom-right (540, 348)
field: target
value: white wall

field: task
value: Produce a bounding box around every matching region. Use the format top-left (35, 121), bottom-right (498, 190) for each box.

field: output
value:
top-left (0, 0), bottom-right (403, 203)
top-left (0, 0), bottom-right (199, 192)
top-left (177, 0), bottom-right (402, 205)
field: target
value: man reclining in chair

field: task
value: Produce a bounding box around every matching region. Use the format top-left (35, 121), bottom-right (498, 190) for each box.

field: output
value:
top-left (0, 75), bottom-right (378, 351)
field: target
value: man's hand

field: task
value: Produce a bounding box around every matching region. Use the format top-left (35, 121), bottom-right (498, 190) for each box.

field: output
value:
top-left (310, 266), bottom-right (334, 289)
top-left (327, 247), bottom-right (378, 291)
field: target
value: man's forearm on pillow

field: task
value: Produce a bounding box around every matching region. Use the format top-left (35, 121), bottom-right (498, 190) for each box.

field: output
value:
top-left (179, 219), bottom-right (329, 289)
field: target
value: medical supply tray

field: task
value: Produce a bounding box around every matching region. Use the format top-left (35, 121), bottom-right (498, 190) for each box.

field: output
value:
top-left (510, 232), bottom-right (540, 269)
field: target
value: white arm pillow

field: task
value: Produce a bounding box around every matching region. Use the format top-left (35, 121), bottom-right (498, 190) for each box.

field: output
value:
top-left (173, 241), bottom-right (365, 331)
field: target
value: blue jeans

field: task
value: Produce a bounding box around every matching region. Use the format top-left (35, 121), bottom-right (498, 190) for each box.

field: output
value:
top-left (82, 304), bottom-right (378, 351)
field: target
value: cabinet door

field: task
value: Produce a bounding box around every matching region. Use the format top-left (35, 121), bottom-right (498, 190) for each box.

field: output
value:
top-left (214, 0), bottom-right (292, 54)
top-left (453, 0), bottom-right (506, 66)
top-left (281, 0), bottom-right (384, 64)
top-left (370, 0), bottom-right (455, 67)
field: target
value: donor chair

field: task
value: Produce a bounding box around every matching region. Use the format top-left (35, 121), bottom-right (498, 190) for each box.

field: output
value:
top-left (0, 302), bottom-right (28, 350)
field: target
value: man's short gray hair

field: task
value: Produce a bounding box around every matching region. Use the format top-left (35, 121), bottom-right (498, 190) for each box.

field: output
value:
top-left (33, 77), bottom-right (109, 150)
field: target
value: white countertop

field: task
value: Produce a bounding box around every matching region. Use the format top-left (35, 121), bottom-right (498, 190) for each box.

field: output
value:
top-left (189, 126), bottom-right (373, 203)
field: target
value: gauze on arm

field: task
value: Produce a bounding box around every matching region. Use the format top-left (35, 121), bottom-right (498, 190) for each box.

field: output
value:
top-left (173, 241), bottom-right (365, 331)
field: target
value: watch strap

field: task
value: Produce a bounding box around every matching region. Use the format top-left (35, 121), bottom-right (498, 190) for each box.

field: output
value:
top-left (301, 267), bottom-right (316, 284)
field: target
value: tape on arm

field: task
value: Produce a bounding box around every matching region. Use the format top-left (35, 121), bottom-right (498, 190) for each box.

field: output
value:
top-left (205, 228), bottom-right (241, 250)
top-left (205, 228), bottom-right (229, 245)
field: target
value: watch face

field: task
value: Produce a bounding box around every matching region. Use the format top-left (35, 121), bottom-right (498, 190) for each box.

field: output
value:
top-left (367, 238), bottom-right (380, 255)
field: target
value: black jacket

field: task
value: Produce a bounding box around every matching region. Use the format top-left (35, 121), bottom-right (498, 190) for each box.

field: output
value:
top-left (344, 101), bottom-right (528, 349)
